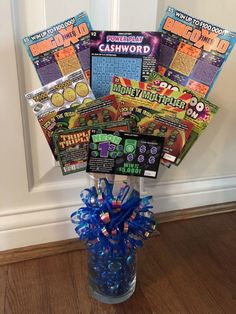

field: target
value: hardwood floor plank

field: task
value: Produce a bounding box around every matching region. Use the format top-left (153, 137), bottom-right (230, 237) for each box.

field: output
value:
top-left (145, 237), bottom-right (224, 313)
top-left (137, 245), bottom-right (188, 313)
top-left (180, 212), bottom-right (236, 301)
top-left (38, 253), bottom-right (80, 314)
top-left (160, 217), bottom-right (236, 313)
top-left (201, 219), bottom-right (236, 303)
top-left (178, 212), bottom-right (236, 240)
top-left (5, 259), bottom-right (47, 314)
top-left (0, 266), bottom-right (8, 314)
top-left (117, 283), bottom-right (153, 314)
top-left (68, 250), bottom-right (94, 314)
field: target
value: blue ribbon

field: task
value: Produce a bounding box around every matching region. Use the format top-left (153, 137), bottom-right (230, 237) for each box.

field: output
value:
top-left (71, 178), bottom-right (156, 255)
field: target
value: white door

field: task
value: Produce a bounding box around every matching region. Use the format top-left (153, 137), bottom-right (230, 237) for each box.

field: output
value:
top-left (1, 0), bottom-right (236, 250)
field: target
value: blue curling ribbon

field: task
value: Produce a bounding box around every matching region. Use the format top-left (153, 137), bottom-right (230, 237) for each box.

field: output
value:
top-left (71, 178), bottom-right (156, 255)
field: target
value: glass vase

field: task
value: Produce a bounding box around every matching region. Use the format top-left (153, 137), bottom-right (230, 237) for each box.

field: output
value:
top-left (88, 249), bottom-right (136, 304)
top-left (87, 173), bottom-right (140, 304)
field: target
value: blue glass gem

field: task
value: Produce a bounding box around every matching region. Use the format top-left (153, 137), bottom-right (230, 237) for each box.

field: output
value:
top-left (101, 271), bottom-right (108, 279)
top-left (109, 283), bottom-right (119, 292)
top-left (98, 250), bottom-right (105, 257)
top-left (126, 254), bottom-right (135, 267)
top-left (108, 261), bottom-right (122, 272)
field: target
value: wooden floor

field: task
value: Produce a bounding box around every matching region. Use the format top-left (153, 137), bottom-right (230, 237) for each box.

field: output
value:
top-left (0, 212), bottom-right (235, 314)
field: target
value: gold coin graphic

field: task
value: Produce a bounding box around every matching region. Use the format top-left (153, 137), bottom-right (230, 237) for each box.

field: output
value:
top-left (70, 102), bottom-right (80, 108)
top-left (51, 92), bottom-right (64, 107)
top-left (75, 82), bottom-right (89, 97)
top-left (82, 98), bottom-right (93, 105)
top-left (63, 87), bottom-right (76, 102)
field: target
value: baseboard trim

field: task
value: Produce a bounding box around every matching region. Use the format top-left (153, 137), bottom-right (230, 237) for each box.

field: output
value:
top-left (156, 201), bottom-right (236, 223)
top-left (0, 238), bottom-right (85, 266)
top-left (0, 201), bottom-right (235, 266)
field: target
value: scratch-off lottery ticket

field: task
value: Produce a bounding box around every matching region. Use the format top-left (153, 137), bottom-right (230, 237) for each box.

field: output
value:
top-left (158, 7), bottom-right (236, 96)
top-left (148, 72), bottom-right (219, 164)
top-left (25, 69), bottom-right (95, 158)
top-left (53, 120), bottom-right (130, 175)
top-left (23, 12), bottom-right (92, 85)
top-left (63, 95), bottom-right (120, 129)
top-left (86, 129), bottom-right (164, 178)
top-left (131, 106), bottom-right (193, 164)
top-left (148, 72), bottom-right (219, 133)
top-left (110, 76), bottom-right (193, 120)
top-left (90, 31), bottom-right (161, 97)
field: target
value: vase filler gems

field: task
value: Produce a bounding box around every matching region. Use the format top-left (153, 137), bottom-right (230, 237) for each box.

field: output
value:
top-left (23, 7), bottom-right (235, 302)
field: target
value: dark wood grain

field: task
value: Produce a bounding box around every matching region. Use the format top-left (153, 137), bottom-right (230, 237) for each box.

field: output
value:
top-left (5, 259), bottom-right (47, 314)
top-left (137, 247), bottom-right (188, 313)
top-left (159, 213), bottom-right (236, 313)
top-left (0, 212), bottom-right (235, 314)
top-left (0, 266), bottom-right (8, 314)
top-left (38, 254), bottom-right (80, 314)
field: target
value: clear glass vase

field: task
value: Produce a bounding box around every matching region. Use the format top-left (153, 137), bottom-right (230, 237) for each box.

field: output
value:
top-left (87, 173), bottom-right (140, 304)
top-left (88, 249), bottom-right (136, 304)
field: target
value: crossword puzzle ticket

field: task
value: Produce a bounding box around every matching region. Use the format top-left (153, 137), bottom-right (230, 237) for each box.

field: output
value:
top-left (90, 31), bottom-right (161, 97)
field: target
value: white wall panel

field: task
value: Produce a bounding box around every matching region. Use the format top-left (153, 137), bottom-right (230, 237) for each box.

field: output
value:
top-left (45, 0), bottom-right (90, 25)
top-left (118, 0), bottom-right (159, 31)
top-left (90, 0), bottom-right (114, 30)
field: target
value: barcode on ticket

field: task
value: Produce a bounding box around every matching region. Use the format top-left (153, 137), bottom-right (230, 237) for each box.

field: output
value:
top-left (63, 164), bottom-right (85, 173)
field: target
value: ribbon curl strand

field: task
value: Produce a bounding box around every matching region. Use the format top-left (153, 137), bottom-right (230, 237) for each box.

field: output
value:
top-left (71, 178), bottom-right (156, 255)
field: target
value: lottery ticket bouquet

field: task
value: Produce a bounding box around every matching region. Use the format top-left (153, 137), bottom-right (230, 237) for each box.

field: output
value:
top-left (23, 6), bottom-right (236, 306)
